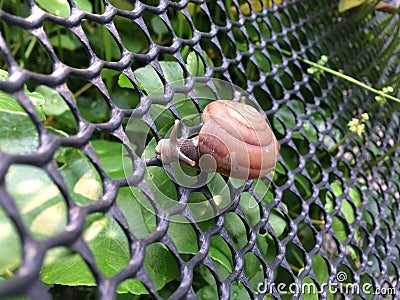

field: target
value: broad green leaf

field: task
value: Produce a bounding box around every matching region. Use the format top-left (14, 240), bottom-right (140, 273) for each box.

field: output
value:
top-left (207, 175), bottom-right (233, 211)
top-left (230, 281), bottom-right (251, 299)
top-left (0, 107), bottom-right (39, 154)
top-left (144, 243), bottom-right (179, 290)
top-left (0, 91), bottom-right (26, 113)
top-left (26, 92), bottom-right (45, 121)
top-left (118, 31), bottom-right (147, 54)
top-left (209, 236), bottom-right (233, 277)
top-left (341, 199), bottom-right (355, 224)
top-left (5, 165), bottom-right (68, 240)
top-left (91, 140), bottom-right (125, 179)
top-left (280, 145), bottom-right (299, 170)
top-left (150, 16), bottom-right (169, 35)
top-left (302, 277), bottom-right (319, 300)
top-left (331, 182), bottom-right (343, 197)
top-left (197, 285), bottom-right (218, 299)
top-left (269, 209), bottom-right (287, 237)
top-left (41, 215), bottom-right (148, 294)
top-left (117, 187), bottom-right (155, 238)
top-left (35, 85), bottom-right (70, 116)
top-left (49, 34), bottom-right (78, 51)
top-left (254, 50), bottom-right (272, 73)
top-left (135, 62), bottom-right (184, 96)
top-left (0, 209), bottom-right (21, 275)
top-left (57, 149), bottom-right (103, 205)
top-left (168, 215), bottom-right (199, 254)
top-left (302, 120), bottom-right (317, 142)
top-left (42, 211), bottom-right (179, 294)
top-left (244, 252), bottom-right (263, 282)
top-left (255, 179), bottom-right (275, 204)
top-left (0, 83), bottom-right (45, 121)
top-left (312, 254), bottom-right (329, 284)
top-left (273, 105), bottom-right (304, 139)
top-left (35, 0), bottom-right (92, 17)
top-left (41, 247), bottom-right (97, 287)
top-left (1, 147), bottom-right (101, 276)
top-left (187, 51), bottom-right (205, 76)
top-left (239, 192), bottom-right (261, 226)
top-left (349, 187), bottom-right (362, 207)
top-left (295, 174), bottom-right (312, 199)
top-left (332, 216), bottom-right (348, 243)
top-left (225, 213), bottom-right (248, 250)
top-left (118, 61), bottom-right (184, 96)
top-left (77, 95), bottom-right (110, 123)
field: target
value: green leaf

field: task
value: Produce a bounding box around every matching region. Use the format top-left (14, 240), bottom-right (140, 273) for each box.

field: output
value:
top-left (91, 140), bottom-right (125, 179)
top-left (225, 213), bottom-right (248, 250)
top-left (35, 85), bottom-right (70, 116)
top-left (187, 51), bottom-right (205, 76)
top-left (341, 199), bottom-right (355, 224)
top-left (168, 216), bottom-right (199, 254)
top-left (349, 187), bottom-right (362, 208)
top-left (49, 34), bottom-right (78, 51)
top-left (117, 187), bottom-right (155, 239)
top-left (41, 214), bottom-right (148, 294)
top-left (35, 0), bottom-right (71, 17)
top-left (295, 174), bottom-right (312, 199)
top-left (117, 74), bottom-right (136, 90)
top-left (244, 252), bottom-right (263, 282)
top-left (332, 216), bottom-right (348, 243)
top-left (209, 236), bottom-right (233, 277)
top-left (5, 165), bottom-right (68, 240)
top-left (57, 149), bottom-right (103, 205)
top-left (254, 50), bottom-right (272, 73)
top-left (135, 62), bottom-right (184, 96)
top-left (302, 120), bottom-right (317, 142)
top-left (269, 209), bottom-right (287, 237)
top-left (0, 91), bottom-right (27, 114)
top-left (0, 209), bottom-right (21, 276)
top-left (0, 106), bottom-right (39, 154)
top-left (302, 277), bottom-right (319, 300)
top-left (150, 16), bottom-right (169, 35)
top-left (239, 193), bottom-right (261, 227)
top-left (0, 87), bottom-right (45, 121)
top-left (26, 91), bottom-right (46, 121)
top-left (312, 254), bottom-right (329, 284)
top-left (42, 209), bottom-right (178, 294)
top-left (35, 0), bottom-right (92, 17)
top-left (1, 148), bottom-right (101, 275)
top-left (119, 61), bottom-right (184, 96)
top-left (331, 182), bottom-right (343, 197)
top-left (144, 243), bottom-right (179, 290)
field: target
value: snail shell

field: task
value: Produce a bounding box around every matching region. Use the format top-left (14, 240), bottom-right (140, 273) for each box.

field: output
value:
top-left (155, 100), bottom-right (279, 180)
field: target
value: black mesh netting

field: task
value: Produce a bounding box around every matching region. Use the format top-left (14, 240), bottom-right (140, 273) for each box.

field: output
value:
top-left (0, 0), bottom-right (399, 299)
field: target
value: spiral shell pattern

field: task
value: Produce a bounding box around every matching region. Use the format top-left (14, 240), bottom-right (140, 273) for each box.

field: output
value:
top-left (198, 100), bottom-right (279, 179)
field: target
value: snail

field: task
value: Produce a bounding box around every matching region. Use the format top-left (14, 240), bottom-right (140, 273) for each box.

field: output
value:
top-left (155, 100), bottom-right (279, 180)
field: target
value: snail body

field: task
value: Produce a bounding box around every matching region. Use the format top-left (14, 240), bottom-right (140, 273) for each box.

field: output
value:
top-left (155, 100), bottom-right (279, 180)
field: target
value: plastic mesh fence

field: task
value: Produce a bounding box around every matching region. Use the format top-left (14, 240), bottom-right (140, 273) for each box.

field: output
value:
top-left (0, 0), bottom-right (399, 299)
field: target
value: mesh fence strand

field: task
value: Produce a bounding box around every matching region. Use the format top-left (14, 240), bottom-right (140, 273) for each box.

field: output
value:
top-left (0, 0), bottom-right (400, 299)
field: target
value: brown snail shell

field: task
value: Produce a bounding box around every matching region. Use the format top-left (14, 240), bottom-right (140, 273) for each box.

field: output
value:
top-left (155, 100), bottom-right (279, 180)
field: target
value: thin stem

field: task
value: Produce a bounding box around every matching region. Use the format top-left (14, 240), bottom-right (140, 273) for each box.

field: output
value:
top-left (372, 140), bottom-right (400, 166)
top-left (74, 82), bottom-right (93, 98)
top-left (303, 58), bottom-right (400, 104)
top-left (328, 132), bottom-right (353, 153)
top-left (277, 47), bottom-right (400, 104)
